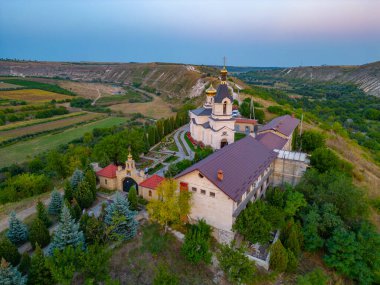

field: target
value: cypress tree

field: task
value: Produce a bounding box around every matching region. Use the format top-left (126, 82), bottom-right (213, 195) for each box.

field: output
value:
top-left (71, 198), bottom-right (82, 221)
top-left (48, 189), bottom-right (63, 216)
top-left (70, 169), bottom-right (84, 190)
top-left (104, 192), bottom-right (137, 241)
top-left (84, 169), bottom-right (97, 200)
top-left (63, 180), bottom-right (74, 202)
top-left (36, 201), bottom-right (51, 227)
top-left (128, 187), bottom-right (138, 211)
top-left (49, 205), bottom-right (85, 253)
top-left (19, 253), bottom-right (31, 275)
top-left (7, 211), bottom-right (28, 245)
top-left (29, 218), bottom-right (50, 249)
top-left (28, 245), bottom-right (53, 285)
top-left (74, 180), bottom-right (94, 209)
top-left (0, 258), bottom-right (27, 285)
top-left (270, 240), bottom-right (288, 272)
top-left (0, 238), bottom-right (21, 266)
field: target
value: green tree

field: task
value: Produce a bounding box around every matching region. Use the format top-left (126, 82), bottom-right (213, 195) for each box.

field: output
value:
top-left (49, 205), bottom-right (85, 253)
top-left (269, 240), bottom-right (288, 272)
top-left (80, 243), bottom-right (112, 281)
top-left (128, 187), bottom-right (138, 211)
top-left (283, 189), bottom-right (307, 217)
top-left (28, 245), bottom-right (53, 285)
top-left (75, 180), bottom-right (95, 209)
top-left (104, 192), bottom-right (138, 241)
top-left (80, 214), bottom-right (106, 245)
top-left (36, 201), bottom-right (51, 227)
top-left (46, 150), bottom-right (67, 178)
top-left (18, 253), bottom-right (31, 275)
top-left (286, 249), bottom-right (298, 273)
top-left (283, 221), bottom-right (303, 256)
top-left (70, 169), bottom-right (84, 190)
top-left (299, 130), bottom-right (325, 153)
top-left (181, 220), bottom-right (212, 264)
top-left (147, 179), bottom-right (191, 232)
top-left (0, 258), bottom-right (27, 285)
top-left (217, 242), bottom-right (256, 285)
top-left (84, 169), bottom-right (97, 200)
top-left (153, 264), bottom-right (179, 285)
top-left (233, 201), bottom-right (272, 244)
top-left (63, 180), bottom-right (74, 203)
top-left (48, 188), bottom-right (63, 216)
top-left (7, 211), bottom-right (28, 245)
top-left (296, 268), bottom-right (330, 285)
top-left (47, 246), bottom-right (82, 285)
top-left (302, 205), bottom-right (324, 251)
top-left (0, 238), bottom-right (21, 266)
top-left (29, 218), bottom-right (50, 249)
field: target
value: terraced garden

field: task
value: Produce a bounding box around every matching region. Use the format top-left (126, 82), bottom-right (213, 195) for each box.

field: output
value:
top-left (0, 116), bottom-right (128, 168)
top-left (0, 112), bottom-right (103, 142)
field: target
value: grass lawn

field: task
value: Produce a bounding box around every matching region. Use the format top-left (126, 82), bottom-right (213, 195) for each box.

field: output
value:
top-left (235, 132), bottom-right (247, 141)
top-left (0, 117), bottom-right (128, 168)
top-left (106, 223), bottom-right (217, 285)
top-left (148, 163), bottom-right (164, 175)
top-left (184, 132), bottom-right (195, 151)
top-left (164, 155), bottom-right (178, 163)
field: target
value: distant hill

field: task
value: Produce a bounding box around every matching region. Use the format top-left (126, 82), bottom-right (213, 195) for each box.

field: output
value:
top-left (280, 61), bottom-right (380, 97)
top-left (0, 61), bottom-right (218, 100)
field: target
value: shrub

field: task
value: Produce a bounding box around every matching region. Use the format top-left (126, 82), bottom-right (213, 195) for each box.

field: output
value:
top-left (217, 242), bottom-right (256, 284)
top-left (0, 238), bottom-right (21, 266)
top-left (181, 220), bottom-right (212, 264)
top-left (296, 268), bottom-right (329, 285)
top-left (153, 264), bottom-right (178, 285)
top-left (269, 240), bottom-right (288, 272)
top-left (29, 218), bottom-right (51, 249)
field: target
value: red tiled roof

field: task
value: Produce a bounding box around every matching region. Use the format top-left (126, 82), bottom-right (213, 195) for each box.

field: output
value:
top-left (256, 132), bottom-right (288, 150)
top-left (235, 118), bottom-right (257, 125)
top-left (139, 174), bottom-right (165, 190)
top-left (96, 164), bottom-right (118, 178)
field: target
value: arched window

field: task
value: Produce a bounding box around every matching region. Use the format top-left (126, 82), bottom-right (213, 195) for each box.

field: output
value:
top-left (149, 190), bottom-right (152, 197)
top-left (223, 101), bottom-right (227, 115)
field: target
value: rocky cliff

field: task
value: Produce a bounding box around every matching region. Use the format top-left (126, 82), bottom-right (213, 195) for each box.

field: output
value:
top-left (0, 61), bottom-right (215, 100)
top-left (281, 61), bottom-right (380, 97)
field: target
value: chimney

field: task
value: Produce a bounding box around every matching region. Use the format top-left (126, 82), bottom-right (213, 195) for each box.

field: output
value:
top-left (217, 170), bottom-right (224, 181)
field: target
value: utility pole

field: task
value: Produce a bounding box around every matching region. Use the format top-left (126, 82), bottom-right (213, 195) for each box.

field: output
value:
top-left (299, 113), bottom-right (304, 151)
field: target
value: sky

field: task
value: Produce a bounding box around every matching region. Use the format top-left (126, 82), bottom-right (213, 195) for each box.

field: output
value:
top-left (0, 0), bottom-right (379, 67)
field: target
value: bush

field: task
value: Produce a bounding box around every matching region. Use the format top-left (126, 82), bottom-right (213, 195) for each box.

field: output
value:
top-left (269, 240), bottom-right (288, 272)
top-left (296, 268), bottom-right (329, 285)
top-left (217, 242), bottom-right (256, 285)
top-left (153, 264), bottom-right (178, 285)
top-left (0, 238), bottom-right (21, 266)
top-left (181, 220), bottom-right (212, 264)
top-left (299, 130), bottom-right (325, 153)
top-left (29, 218), bottom-right (51, 249)
top-left (310, 148), bottom-right (353, 175)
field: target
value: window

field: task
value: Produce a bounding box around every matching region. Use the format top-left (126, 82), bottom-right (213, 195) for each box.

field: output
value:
top-left (149, 190), bottom-right (152, 197)
top-left (192, 187), bottom-right (197, 192)
top-left (210, 192), bottom-right (215, 198)
top-left (105, 179), bottom-right (107, 185)
top-left (198, 173), bottom-right (204, 178)
top-left (223, 101), bottom-right (227, 115)
top-left (201, 189), bottom-right (206, 195)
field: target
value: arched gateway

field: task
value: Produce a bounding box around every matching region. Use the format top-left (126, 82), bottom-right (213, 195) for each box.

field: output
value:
top-left (220, 139), bottom-right (228, 148)
top-left (123, 177), bottom-right (138, 193)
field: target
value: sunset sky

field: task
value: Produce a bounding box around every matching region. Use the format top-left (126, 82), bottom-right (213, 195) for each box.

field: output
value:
top-left (1, 0), bottom-right (379, 66)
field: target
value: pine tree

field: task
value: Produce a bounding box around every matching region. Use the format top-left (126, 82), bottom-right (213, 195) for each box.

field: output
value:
top-left (48, 189), bottom-right (63, 216)
top-left (71, 198), bottom-right (82, 221)
top-left (104, 192), bottom-right (137, 241)
top-left (49, 205), bottom-right (85, 253)
top-left (84, 169), bottom-right (97, 200)
top-left (0, 258), bottom-right (27, 285)
top-left (270, 240), bottom-right (288, 272)
top-left (128, 187), bottom-right (138, 211)
top-left (70, 169), bottom-right (84, 190)
top-left (18, 253), bottom-right (31, 275)
top-left (0, 238), bottom-right (21, 266)
top-left (29, 218), bottom-right (50, 249)
top-left (36, 201), bottom-right (51, 227)
top-left (64, 180), bottom-right (74, 202)
top-left (28, 245), bottom-right (53, 285)
top-left (74, 180), bottom-right (94, 209)
top-left (7, 211), bottom-right (28, 245)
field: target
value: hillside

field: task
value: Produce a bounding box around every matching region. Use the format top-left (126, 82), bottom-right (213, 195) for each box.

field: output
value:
top-left (281, 61), bottom-right (380, 97)
top-left (0, 61), bottom-right (216, 101)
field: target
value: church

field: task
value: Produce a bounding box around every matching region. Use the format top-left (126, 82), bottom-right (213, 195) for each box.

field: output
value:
top-left (189, 66), bottom-right (235, 150)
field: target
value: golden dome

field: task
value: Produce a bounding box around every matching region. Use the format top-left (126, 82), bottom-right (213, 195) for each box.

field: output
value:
top-left (220, 66), bottom-right (228, 75)
top-left (206, 83), bottom-right (216, 96)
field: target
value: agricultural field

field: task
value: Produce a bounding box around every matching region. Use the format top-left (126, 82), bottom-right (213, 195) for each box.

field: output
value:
top-left (0, 116), bottom-right (128, 168)
top-left (58, 81), bottom-right (124, 99)
top-left (0, 111), bottom-right (86, 131)
top-left (97, 87), bottom-right (152, 105)
top-left (0, 82), bottom-right (22, 89)
top-left (110, 95), bottom-right (174, 119)
top-left (0, 89), bottom-right (73, 104)
top-left (0, 78), bottom-right (76, 95)
top-left (0, 112), bottom-right (102, 142)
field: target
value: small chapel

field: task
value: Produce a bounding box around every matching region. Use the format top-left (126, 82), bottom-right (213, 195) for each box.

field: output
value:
top-left (189, 66), bottom-right (235, 150)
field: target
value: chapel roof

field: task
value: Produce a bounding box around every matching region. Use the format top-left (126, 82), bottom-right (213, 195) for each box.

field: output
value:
top-left (214, 84), bottom-right (233, 103)
top-left (139, 174), bottom-right (165, 190)
top-left (175, 135), bottom-right (277, 202)
top-left (96, 164), bottom-right (118, 178)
